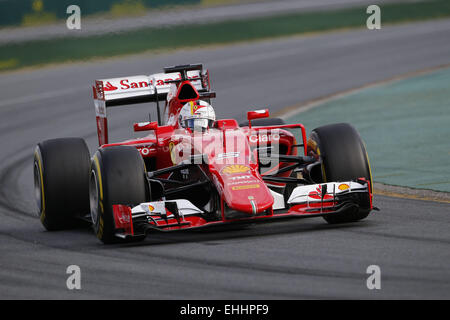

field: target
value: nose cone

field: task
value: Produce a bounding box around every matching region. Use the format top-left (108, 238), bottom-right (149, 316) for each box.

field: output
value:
top-left (221, 173), bottom-right (274, 215)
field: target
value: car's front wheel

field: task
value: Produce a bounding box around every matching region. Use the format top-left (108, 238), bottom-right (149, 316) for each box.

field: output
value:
top-left (308, 123), bottom-right (372, 224)
top-left (89, 146), bottom-right (148, 244)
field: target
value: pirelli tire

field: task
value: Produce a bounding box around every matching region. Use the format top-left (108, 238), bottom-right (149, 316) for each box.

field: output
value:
top-left (308, 123), bottom-right (372, 224)
top-left (89, 146), bottom-right (148, 244)
top-left (34, 138), bottom-right (90, 231)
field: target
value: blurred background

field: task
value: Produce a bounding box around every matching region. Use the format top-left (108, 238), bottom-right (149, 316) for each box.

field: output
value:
top-left (0, 0), bottom-right (202, 27)
top-left (2, 0), bottom-right (449, 70)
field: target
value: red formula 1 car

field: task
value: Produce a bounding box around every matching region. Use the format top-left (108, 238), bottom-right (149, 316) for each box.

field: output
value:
top-left (34, 64), bottom-right (374, 244)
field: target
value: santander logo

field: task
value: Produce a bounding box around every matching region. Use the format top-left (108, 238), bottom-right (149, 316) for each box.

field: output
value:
top-left (103, 79), bottom-right (151, 92)
top-left (102, 74), bottom-right (201, 92)
top-left (104, 82), bottom-right (118, 91)
top-left (103, 79), bottom-right (161, 92)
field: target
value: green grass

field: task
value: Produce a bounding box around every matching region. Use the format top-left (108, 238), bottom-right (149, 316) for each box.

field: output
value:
top-left (1, 0), bottom-right (450, 71)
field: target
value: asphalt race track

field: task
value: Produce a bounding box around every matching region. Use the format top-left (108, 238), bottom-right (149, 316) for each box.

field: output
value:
top-left (0, 19), bottom-right (449, 299)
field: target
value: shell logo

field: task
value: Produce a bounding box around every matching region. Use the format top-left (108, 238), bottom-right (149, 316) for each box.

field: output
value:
top-left (338, 183), bottom-right (350, 191)
top-left (222, 165), bottom-right (251, 175)
top-left (148, 205), bottom-right (154, 212)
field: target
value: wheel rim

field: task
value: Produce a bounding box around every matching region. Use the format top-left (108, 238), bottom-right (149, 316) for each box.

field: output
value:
top-left (33, 160), bottom-right (42, 212)
top-left (89, 170), bottom-right (99, 225)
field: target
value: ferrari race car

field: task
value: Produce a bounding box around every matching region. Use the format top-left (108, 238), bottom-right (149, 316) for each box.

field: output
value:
top-left (34, 64), bottom-right (375, 244)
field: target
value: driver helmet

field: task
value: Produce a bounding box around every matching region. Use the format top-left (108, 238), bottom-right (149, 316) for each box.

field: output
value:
top-left (179, 100), bottom-right (216, 132)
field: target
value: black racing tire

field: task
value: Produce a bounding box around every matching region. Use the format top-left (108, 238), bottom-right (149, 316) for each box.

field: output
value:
top-left (34, 138), bottom-right (90, 231)
top-left (308, 123), bottom-right (372, 224)
top-left (90, 146), bottom-right (148, 244)
top-left (239, 117), bottom-right (285, 127)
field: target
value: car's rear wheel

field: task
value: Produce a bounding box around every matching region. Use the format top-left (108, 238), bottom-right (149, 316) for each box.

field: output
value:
top-left (90, 146), bottom-right (148, 244)
top-left (308, 123), bottom-right (372, 224)
top-left (34, 138), bottom-right (90, 230)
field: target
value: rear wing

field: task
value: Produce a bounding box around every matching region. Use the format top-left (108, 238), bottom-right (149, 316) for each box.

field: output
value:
top-left (93, 64), bottom-right (211, 146)
top-left (94, 70), bottom-right (207, 107)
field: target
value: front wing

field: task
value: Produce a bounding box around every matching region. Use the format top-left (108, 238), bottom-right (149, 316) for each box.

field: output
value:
top-left (111, 179), bottom-right (373, 239)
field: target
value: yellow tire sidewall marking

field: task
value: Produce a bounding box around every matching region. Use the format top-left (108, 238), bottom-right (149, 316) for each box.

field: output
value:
top-left (365, 149), bottom-right (374, 188)
top-left (35, 150), bottom-right (46, 223)
top-left (93, 155), bottom-right (103, 202)
top-left (317, 147), bottom-right (327, 183)
top-left (93, 154), bottom-right (105, 239)
top-left (307, 138), bottom-right (327, 182)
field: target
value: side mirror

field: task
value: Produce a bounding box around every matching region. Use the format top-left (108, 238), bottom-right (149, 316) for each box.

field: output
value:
top-left (247, 109), bottom-right (269, 128)
top-left (134, 121), bottom-right (158, 132)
